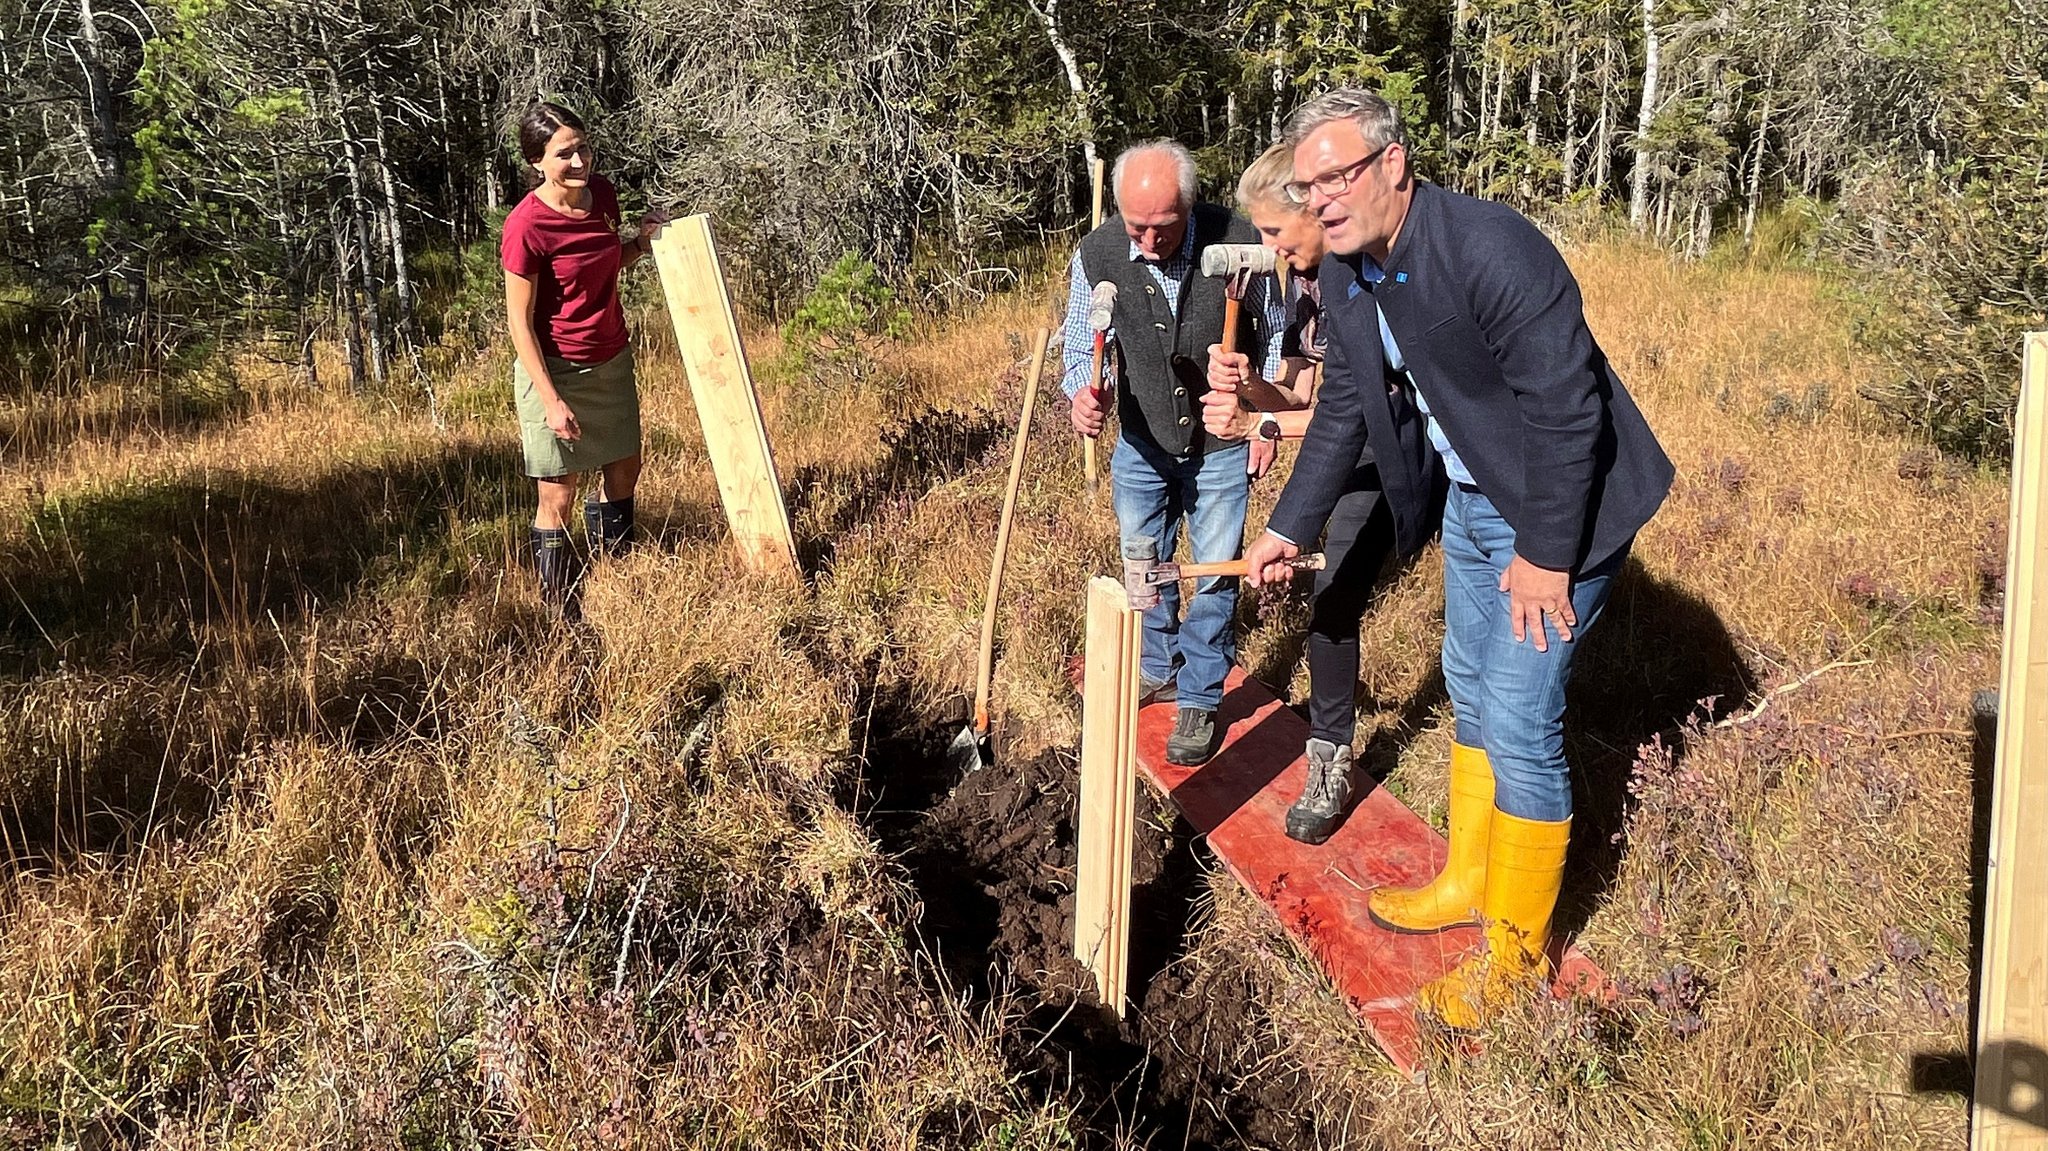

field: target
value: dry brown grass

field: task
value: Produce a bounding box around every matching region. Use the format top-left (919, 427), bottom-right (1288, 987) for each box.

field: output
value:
top-left (0, 241), bottom-right (1999, 1148)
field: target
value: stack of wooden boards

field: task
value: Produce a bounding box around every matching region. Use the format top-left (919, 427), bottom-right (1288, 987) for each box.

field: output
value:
top-left (1072, 576), bottom-right (1144, 1014)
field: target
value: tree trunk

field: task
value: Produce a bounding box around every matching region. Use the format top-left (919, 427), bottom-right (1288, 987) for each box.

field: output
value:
top-left (73, 0), bottom-right (122, 192)
top-left (1562, 41), bottom-right (1582, 191)
top-left (1629, 0), bottom-right (1660, 230)
top-left (1743, 96), bottom-right (1772, 243)
top-left (433, 38), bottom-right (461, 243)
top-left (1448, 0), bottom-right (1472, 175)
top-left (316, 27), bottom-right (387, 385)
top-left (331, 201), bottom-right (366, 393)
top-left (74, 0), bottom-right (146, 325)
top-left (1522, 57), bottom-right (1541, 202)
top-left (1488, 37), bottom-right (1509, 191)
top-left (1269, 19), bottom-right (1286, 146)
top-left (1593, 35), bottom-right (1615, 197)
top-left (370, 104), bottom-right (417, 344)
top-left (1025, 0), bottom-right (1098, 190)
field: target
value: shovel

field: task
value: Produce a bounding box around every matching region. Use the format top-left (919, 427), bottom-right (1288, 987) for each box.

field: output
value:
top-left (949, 326), bottom-right (1051, 772)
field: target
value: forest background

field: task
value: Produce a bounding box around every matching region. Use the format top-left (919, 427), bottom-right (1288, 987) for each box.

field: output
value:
top-left (4, 0), bottom-right (2045, 456)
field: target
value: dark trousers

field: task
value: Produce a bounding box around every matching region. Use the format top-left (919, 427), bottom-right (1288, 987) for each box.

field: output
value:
top-left (1306, 463), bottom-right (1397, 746)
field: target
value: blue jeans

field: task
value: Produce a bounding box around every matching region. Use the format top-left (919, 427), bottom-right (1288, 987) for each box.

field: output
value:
top-left (1111, 435), bottom-right (1250, 711)
top-left (1440, 485), bottom-right (1626, 822)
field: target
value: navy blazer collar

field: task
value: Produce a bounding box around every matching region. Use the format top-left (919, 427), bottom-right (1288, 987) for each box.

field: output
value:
top-left (1332, 180), bottom-right (1438, 301)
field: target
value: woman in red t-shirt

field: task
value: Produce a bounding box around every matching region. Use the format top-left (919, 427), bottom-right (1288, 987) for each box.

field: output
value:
top-left (502, 102), bottom-right (661, 616)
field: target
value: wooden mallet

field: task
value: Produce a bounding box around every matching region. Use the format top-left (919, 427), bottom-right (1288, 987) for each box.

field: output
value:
top-left (1119, 535), bottom-right (1324, 610)
top-left (1201, 243), bottom-right (1278, 362)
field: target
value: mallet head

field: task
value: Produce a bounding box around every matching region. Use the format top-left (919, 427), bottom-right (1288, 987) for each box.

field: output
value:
top-left (1087, 281), bottom-right (1117, 333)
top-left (1199, 243), bottom-right (1277, 280)
top-left (1121, 536), bottom-right (1161, 611)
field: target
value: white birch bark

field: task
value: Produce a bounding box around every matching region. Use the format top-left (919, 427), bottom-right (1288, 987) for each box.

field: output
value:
top-left (1630, 0), bottom-right (1661, 230)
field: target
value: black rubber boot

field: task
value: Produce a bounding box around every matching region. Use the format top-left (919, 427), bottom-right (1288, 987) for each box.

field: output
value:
top-left (584, 496), bottom-right (636, 558)
top-left (532, 526), bottom-right (581, 621)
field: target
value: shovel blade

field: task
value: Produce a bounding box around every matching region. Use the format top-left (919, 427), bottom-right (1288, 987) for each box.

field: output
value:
top-left (947, 722), bottom-right (992, 772)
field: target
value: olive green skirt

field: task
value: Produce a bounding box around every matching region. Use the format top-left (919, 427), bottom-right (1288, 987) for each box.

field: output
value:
top-left (514, 347), bottom-right (642, 478)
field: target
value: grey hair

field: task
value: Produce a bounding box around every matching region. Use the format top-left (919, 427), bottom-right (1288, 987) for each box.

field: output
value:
top-left (1112, 140), bottom-right (1198, 210)
top-left (1285, 89), bottom-right (1407, 152)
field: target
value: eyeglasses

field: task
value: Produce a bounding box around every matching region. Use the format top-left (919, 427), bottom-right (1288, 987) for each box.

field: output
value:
top-left (1281, 145), bottom-right (1390, 205)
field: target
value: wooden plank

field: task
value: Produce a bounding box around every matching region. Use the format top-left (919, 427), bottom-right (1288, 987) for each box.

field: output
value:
top-left (1974, 331), bottom-right (2048, 1151)
top-left (648, 215), bottom-right (799, 578)
top-left (1075, 575), bottom-right (1137, 1014)
top-left (1110, 587), bottom-right (1142, 1004)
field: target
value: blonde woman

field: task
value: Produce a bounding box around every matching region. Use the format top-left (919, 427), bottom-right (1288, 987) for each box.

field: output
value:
top-left (1204, 143), bottom-right (1417, 845)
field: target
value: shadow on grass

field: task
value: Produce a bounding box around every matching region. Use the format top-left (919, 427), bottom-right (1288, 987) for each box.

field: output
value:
top-left (1908, 695), bottom-right (2040, 1129)
top-left (1556, 557), bottom-right (1759, 937)
top-left (0, 443), bottom-right (542, 869)
top-left (784, 403), bottom-right (1008, 576)
top-left (0, 443), bottom-right (533, 674)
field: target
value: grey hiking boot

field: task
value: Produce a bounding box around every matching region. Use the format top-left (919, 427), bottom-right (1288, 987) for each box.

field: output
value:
top-left (1165, 707), bottom-right (1220, 767)
top-left (1286, 737), bottom-right (1354, 845)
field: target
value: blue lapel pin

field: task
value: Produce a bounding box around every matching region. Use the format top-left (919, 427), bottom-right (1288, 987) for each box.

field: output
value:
top-left (1394, 271), bottom-right (1409, 283)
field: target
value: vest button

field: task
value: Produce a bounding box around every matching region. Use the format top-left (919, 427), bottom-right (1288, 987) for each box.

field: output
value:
top-left (1178, 416), bottom-right (1190, 426)
top-left (1174, 387), bottom-right (1185, 396)
top-left (1154, 322), bottom-right (1166, 331)
top-left (1145, 285), bottom-right (1156, 294)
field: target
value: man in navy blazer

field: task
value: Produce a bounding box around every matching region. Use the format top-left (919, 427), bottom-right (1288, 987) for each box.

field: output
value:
top-left (1245, 89), bottom-right (1675, 1028)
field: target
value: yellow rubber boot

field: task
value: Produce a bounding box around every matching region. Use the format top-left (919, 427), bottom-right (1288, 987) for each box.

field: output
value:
top-left (1368, 743), bottom-right (1495, 934)
top-left (1419, 808), bottom-right (1571, 1030)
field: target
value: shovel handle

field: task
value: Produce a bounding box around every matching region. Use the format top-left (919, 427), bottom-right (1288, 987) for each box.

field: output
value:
top-left (975, 327), bottom-right (1048, 730)
top-left (1083, 331), bottom-right (1105, 492)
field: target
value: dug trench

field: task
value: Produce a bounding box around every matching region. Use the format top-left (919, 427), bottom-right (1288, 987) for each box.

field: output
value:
top-left (854, 694), bottom-right (1324, 1146)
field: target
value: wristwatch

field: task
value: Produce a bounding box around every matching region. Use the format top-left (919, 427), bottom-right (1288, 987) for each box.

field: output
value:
top-left (1255, 413), bottom-right (1282, 443)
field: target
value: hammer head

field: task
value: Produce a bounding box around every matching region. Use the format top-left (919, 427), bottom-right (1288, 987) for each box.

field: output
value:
top-left (1087, 281), bottom-right (1117, 332)
top-left (1199, 243), bottom-right (1277, 280)
top-left (1120, 536), bottom-right (1161, 610)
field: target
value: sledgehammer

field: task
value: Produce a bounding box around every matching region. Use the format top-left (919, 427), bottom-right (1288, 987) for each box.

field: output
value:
top-left (1200, 243), bottom-right (1278, 361)
top-left (1119, 536), bottom-right (1324, 610)
top-left (1083, 281), bottom-right (1116, 494)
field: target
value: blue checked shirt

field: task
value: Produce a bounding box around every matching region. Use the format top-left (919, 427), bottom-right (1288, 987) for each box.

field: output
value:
top-left (1060, 227), bottom-right (1288, 399)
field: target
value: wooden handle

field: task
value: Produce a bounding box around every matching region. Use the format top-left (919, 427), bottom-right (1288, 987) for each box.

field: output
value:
top-left (1220, 295), bottom-right (1241, 357)
top-left (1083, 333), bottom-right (1106, 491)
top-left (975, 327), bottom-right (1048, 731)
top-left (1170, 553), bottom-right (1326, 580)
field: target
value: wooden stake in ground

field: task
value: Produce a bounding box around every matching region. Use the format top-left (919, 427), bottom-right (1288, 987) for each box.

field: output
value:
top-left (648, 215), bottom-right (800, 578)
top-left (1974, 330), bottom-right (2048, 1151)
top-left (1083, 157), bottom-right (1107, 496)
top-left (1074, 574), bottom-right (1140, 1015)
top-left (1090, 157), bottom-right (1106, 231)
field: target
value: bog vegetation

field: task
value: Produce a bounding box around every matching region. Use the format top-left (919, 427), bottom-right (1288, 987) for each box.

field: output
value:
top-left (0, 235), bottom-right (2009, 1144)
top-left (0, 0), bottom-right (2038, 1145)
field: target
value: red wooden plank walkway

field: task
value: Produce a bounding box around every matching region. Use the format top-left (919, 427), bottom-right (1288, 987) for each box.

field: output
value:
top-left (1122, 666), bottom-right (1605, 1074)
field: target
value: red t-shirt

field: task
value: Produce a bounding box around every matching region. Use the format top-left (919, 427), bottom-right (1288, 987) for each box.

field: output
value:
top-left (501, 174), bottom-right (629, 363)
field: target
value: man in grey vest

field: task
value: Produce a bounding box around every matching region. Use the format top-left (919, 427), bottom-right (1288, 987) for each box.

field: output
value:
top-left (1061, 140), bottom-right (1286, 766)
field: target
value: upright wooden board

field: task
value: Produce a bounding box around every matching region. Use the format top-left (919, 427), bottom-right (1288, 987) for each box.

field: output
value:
top-left (1975, 331), bottom-right (2048, 1151)
top-left (648, 215), bottom-right (800, 578)
top-left (1074, 575), bottom-right (1138, 1015)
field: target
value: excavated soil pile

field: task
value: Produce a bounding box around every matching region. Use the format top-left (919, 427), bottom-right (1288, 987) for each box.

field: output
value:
top-left (860, 703), bottom-right (1320, 1147)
